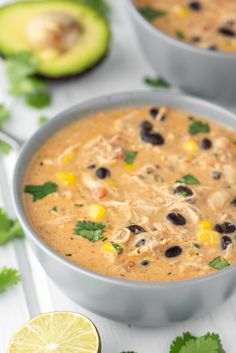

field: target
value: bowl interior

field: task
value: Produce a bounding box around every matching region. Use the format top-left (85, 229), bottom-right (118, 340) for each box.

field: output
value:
top-left (13, 90), bottom-right (236, 286)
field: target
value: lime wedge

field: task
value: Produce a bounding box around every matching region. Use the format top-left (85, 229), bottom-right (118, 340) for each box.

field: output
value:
top-left (8, 311), bottom-right (101, 353)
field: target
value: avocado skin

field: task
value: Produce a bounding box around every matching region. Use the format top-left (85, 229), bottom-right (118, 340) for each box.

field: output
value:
top-left (0, 49), bottom-right (110, 81)
top-left (0, 0), bottom-right (111, 79)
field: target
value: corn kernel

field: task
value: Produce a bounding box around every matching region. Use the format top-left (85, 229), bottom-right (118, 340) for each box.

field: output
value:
top-left (198, 230), bottom-right (220, 245)
top-left (105, 179), bottom-right (114, 187)
top-left (88, 204), bottom-right (106, 221)
top-left (56, 172), bottom-right (76, 186)
top-left (183, 140), bottom-right (199, 153)
top-left (200, 220), bottom-right (213, 230)
top-left (174, 5), bottom-right (188, 17)
top-left (62, 152), bottom-right (74, 164)
top-left (124, 163), bottom-right (137, 171)
top-left (102, 243), bottom-right (117, 255)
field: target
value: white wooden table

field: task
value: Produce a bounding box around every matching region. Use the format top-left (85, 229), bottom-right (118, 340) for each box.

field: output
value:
top-left (1, 0), bottom-right (236, 351)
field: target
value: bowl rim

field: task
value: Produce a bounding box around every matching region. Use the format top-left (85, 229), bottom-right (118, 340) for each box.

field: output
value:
top-left (12, 90), bottom-right (236, 289)
top-left (126, 0), bottom-right (236, 59)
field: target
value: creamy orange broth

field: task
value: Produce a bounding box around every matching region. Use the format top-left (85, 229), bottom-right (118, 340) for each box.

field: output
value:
top-left (23, 107), bottom-right (236, 282)
top-left (135, 0), bottom-right (236, 53)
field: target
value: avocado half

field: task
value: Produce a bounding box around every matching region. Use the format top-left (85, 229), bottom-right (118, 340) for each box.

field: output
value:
top-left (0, 0), bottom-right (110, 78)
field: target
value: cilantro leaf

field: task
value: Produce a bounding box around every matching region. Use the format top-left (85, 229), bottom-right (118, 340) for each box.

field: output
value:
top-left (170, 332), bottom-right (196, 353)
top-left (204, 333), bottom-right (226, 353)
top-left (123, 148), bottom-right (138, 165)
top-left (0, 208), bottom-right (24, 245)
top-left (74, 221), bottom-right (105, 242)
top-left (209, 256), bottom-right (229, 270)
top-left (112, 243), bottom-right (123, 254)
top-left (26, 91), bottom-right (51, 109)
top-left (176, 30), bottom-right (185, 40)
top-left (5, 51), bottom-right (52, 109)
top-left (75, 0), bottom-right (110, 18)
top-left (176, 174), bottom-right (200, 185)
top-left (189, 120), bottom-right (210, 135)
top-left (0, 104), bottom-right (10, 129)
top-left (144, 76), bottom-right (170, 88)
top-left (38, 116), bottom-right (48, 126)
top-left (0, 267), bottom-right (20, 293)
top-left (139, 6), bottom-right (167, 20)
top-left (24, 182), bottom-right (58, 202)
top-left (0, 141), bottom-right (12, 155)
top-left (179, 336), bottom-right (219, 353)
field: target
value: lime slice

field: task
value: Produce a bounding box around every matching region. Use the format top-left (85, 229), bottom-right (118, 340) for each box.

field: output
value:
top-left (8, 311), bottom-right (101, 353)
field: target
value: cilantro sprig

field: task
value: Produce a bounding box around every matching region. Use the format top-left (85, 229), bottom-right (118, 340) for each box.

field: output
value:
top-left (75, 221), bottom-right (105, 242)
top-left (0, 267), bottom-right (21, 293)
top-left (144, 76), bottom-right (170, 89)
top-left (139, 6), bottom-right (167, 20)
top-left (0, 103), bottom-right (12, 155)
top-left (123, 148), bottom-right (138, 165)
top-left (0, 208), bottom-right (24, 245)
top-left (189, 118), bottom-right (210, 135)
top-left (176, 174), bottom-right (200, 185)
top-left (5, 52), bottom-right (52, 109)
top-left (24, 182), bottom-right (58, 202)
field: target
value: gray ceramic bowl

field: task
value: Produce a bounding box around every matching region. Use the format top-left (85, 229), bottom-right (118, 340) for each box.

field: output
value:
top-left (12, 91), bottom-right (236, 327)
top-left (127, 0), bottom-right (236, 105)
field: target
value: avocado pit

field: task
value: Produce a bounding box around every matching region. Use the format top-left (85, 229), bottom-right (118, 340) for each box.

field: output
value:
top-left (26, 11), bottom-right (83, 54)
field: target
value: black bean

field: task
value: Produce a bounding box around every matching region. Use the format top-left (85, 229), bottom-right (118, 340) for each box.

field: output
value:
top-left (222, 235), bottom-right (232, 250)
top-left (135, 239), bottom-right (146, 247)
top-left (212, 171), bottom-right (222, 180)
top-left (140, 120), bottom-right (153, 132)
top-left (201, 138), bottom-right (212, 150)
top-left (87, 164), bottom-right (96, 169)
top-left (214, 222), bottom-right (236, 234)
top-left (188, 1), bottom-right (202, 11)
top-left (218, 27), bottom-right (235, 37)
top-left (95, 167), bottom-right (111, 179)
top-left (127, 224), bottom-right (146, 235)
top-left (208, 45), bottom-right (218, 51)
top-left (149, 107), bottom-right (159, 118)
top-left (231, 197), bottom-right (236, 208)
top-left (174, 185), bottom-right (193, 197)
top-left (165, 246), bottom-right (182, 258)
top-left (141, 130), bottom-right (165, 146)
top-left (140, 259), bottom-right (150, 266)
top-left (167, 212), bottom-right (186, 226)
top-left (191, 36), bottom-right (201, 43)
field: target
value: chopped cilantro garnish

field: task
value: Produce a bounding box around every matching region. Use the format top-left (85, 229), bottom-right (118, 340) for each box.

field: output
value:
top-left (112, 243), bottom-right (123, 254)
top-left (176, 30), bottom-right (185, 40)
top-left (170, 331), bottom-right (226, 353)
top-left (123, 148), bottom-right (138, 165)
top-left (26, 91), bottom-right (51, 109)
top-left (0, 208), bottom-right (24, 245)
top-left (51, 206), bottom-right (58, 212)
top-left (176, 174), bottom-right (200, 185)
top-left (38, 116), bottom-right (48, 126)
top-left (139, 6), bottom-right (167, 20)
top-left (0, 267), bottom-right (21, 293)
top-left (189, 119), bottom-right (210, 135)
top-left (24, 182), bottom-right (58, 202)
top-left (209, 256), bottom-right (229, 270)
top-left (74, 221), bottom-right (105, 242)
top-left (144, 76), bottom-right (170, 88)
top-left (5, 51), bottom-right (52, 109)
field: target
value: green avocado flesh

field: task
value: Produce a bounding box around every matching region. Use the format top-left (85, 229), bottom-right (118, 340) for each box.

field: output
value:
top-left (0, 0), bottom-right (110, 78)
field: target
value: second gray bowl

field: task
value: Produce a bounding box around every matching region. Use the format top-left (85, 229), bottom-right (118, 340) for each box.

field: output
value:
top-left (127, 0), bottom-right (236, 105)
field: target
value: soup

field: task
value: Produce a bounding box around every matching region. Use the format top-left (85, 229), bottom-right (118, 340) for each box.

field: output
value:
top-left (23, 106), bottom-right (236, 282)
top-left (135, 0), bottom-right (236, 53)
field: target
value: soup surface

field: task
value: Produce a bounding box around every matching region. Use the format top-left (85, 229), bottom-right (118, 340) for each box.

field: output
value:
top-left (135, 0), bottom-right (236, 52)
top-left (23, 106), bottom-right (236, 282)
